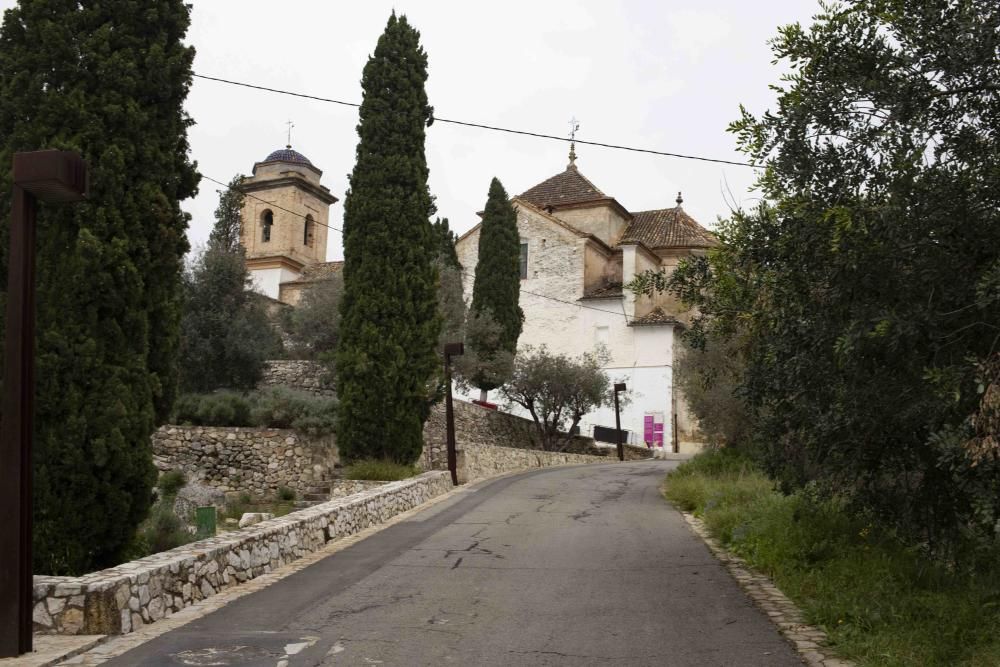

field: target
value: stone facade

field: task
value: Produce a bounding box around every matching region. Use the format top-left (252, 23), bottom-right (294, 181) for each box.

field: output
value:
top-left (32, 472), bottom-right (451, 636)
top-left (152, 425), bottom-right (337, 498)
top-left (258, 359), bottom-right (335, 397)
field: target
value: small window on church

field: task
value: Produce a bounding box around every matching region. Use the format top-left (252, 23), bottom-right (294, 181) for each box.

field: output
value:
top-left (304, 215), bottom-right (314, 247)
top-left (519, 242), bottom-right (528, 280)
top-left (262, 210), bottom-right (273, 243)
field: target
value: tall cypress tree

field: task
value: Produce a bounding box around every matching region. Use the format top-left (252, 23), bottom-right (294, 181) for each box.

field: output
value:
top-left (468, 177), bottom-right (523, 397)
top-left (0, 0), bottom-right (198, 574)
top-left (336, 13), bottom-right (440, 464)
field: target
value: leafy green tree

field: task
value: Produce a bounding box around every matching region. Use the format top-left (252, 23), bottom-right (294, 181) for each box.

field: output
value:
top-left (178, 247), bottom-right (282, 393)
top-left (208, 174), bottom-right (246, 254)
top-left (288, 273), bottom-right (344, 361)
top-left (500, 346), bottom-right (614, 451)
top-left (635, 0), bottom-right (1000, 553)
top-left (468, 178), bottom-right (523, 399)
top-left (0, 0), bottom-right (198, 573)
top-left (336, 13), bottom-right (440, 464)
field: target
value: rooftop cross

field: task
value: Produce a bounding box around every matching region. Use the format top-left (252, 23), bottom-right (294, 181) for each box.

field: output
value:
top-left (568, 116), bottom-right (580, 168)
top-left (285, 120), bottom-right (295, 149)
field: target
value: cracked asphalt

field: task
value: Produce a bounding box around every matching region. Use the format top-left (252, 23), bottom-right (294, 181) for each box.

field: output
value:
top-left (105, 461), bottom-right (802, 666)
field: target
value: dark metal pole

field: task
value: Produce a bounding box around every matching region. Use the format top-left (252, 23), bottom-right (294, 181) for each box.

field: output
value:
top-left (0, 185), bottom-right (37, 657)
top-left (613, 382), bottom-right (626, 462)
top-left (0, 151), bottom-right (87, 658)
top-left (443, 342), bottom-right (464, 486)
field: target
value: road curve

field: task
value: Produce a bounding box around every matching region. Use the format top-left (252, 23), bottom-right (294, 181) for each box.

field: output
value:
top-left (106, 461), bottom-right (801, 666)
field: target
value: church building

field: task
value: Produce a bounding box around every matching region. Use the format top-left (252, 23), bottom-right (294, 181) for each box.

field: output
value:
top-left (454, 147), bottom-right (716, 454)
top-left (239, 145), bottom-right (340, 305)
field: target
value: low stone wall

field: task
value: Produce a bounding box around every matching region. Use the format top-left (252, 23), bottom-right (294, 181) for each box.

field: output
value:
top-left (32, 471), bottom-right (451, 636)
top-left (457, 443), bottom-right (606, 483)
top-left (422, 399), bottom-right (652, 472)
top-left (328, 479), bottom-right (385, 498)
top-left (152, 425), bottom-right (337, 497)
top-left (258, 360), bottom-right (335, 397)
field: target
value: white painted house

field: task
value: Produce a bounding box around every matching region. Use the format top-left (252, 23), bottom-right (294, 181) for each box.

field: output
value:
top-left (455, 151), bottom-right (716, 454)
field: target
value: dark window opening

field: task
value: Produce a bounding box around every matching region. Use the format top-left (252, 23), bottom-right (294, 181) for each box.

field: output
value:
top-left (304, 215), bottom-right (314, 247)
top-left (519, 242), bottom-right (528, 279)
top-left (262, 210), bottom-right (273, 243)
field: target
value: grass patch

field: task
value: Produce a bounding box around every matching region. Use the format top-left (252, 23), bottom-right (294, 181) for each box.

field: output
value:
top-left (664, 450), bottom-right (1000, 667)
top-left (343, 459), bottom-right (419, 481)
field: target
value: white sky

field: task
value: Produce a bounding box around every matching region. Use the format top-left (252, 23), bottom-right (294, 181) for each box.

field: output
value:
top-left (2, 1), bottom-right (822, 260)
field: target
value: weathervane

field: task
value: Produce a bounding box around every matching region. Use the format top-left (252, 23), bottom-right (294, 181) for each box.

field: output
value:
top-left (568, 116), bottom-right (580, 167)
top-left (285, 120), bottom-right (295, 149)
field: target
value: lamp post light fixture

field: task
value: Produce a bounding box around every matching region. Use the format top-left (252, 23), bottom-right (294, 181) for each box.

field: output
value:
top-left (443, 342), bottom-right (464, 486)
top-left (613, 382), bottom-right (627, 462)
top-left (0, 150), bottom-right (88, 658)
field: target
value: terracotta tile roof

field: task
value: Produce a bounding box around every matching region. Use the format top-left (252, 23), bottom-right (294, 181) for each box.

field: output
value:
top-left (581, 282), bottom-right (624, 299)
top-left (628, 307), bottom-right (680, 327)
top-left (620, 206), bottom-right (716, 249)
top-left (518, 166), bottom-right (609, 209)
top-left (297, 260), bottom-right (344, 282)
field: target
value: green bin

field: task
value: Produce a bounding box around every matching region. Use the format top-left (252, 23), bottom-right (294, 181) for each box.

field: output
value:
top-left (195, 506), bottom-right (217, 538)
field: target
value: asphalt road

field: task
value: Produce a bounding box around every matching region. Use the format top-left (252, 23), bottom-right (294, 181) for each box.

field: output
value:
top-left (106, 461), bottom-right (802, 666)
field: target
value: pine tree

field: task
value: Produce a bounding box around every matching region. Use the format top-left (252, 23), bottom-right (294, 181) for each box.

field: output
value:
top-left (431, 217), bottom-right (460, 269)
top-left (208, 174), bottom-right (246, 254)
top-left (467, 178), bottom-right (523, 398)
top-left (336, 13), bottom-right (440, 464)
top-left (0, 1), bottom-right (198, 574)
top-left (178, 247), bottom-right (282, 393)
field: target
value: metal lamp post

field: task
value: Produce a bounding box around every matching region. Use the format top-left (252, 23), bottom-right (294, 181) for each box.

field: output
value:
top-left (613, 382), bottom-right (627, 462)
top-left (443, 342), bottom-right (464, 486)
top-left (0, 150), bottom-right (88, 658)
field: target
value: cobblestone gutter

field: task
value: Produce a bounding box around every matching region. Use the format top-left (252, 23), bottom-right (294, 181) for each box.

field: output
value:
top-left (681, 512), bottom-right (855, 667)
top-left (31, 472), bottom-right (451, 637)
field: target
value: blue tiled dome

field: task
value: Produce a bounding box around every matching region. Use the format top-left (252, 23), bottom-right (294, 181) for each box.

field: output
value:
top-left (263, 147), bottom-right (313, 166)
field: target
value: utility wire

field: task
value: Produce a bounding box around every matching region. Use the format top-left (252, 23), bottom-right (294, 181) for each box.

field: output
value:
top-left (193, 73), bottom-right (758, 169)
top-left (203, 171), bottom-right (636, 322)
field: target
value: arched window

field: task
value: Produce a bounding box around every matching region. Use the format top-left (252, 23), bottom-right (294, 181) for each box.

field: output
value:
top-left (303, 215), bottom-right (314, 247)
top-left (261, 210), bottom-right (273, 242)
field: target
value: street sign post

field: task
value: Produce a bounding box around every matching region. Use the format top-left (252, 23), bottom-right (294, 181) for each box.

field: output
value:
top-left (443, 342), bottom-right (464, 486)
top-left (613, 382), bottom-right (627, 462)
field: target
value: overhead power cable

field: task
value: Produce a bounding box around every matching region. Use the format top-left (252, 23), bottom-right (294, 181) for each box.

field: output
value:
top-left (202, 171), bottom-right (635, 321)
top-left (193, 73), bottom-right (758, 169)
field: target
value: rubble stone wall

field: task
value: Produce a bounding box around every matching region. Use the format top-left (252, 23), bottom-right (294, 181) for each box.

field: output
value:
top-left (258, 360), bottom-right (335, 397)
top-left (32, 472), bottom-right (451, 636)
top-left (152, 425), bottom-right (337, 497)
top-left (457, 444), bottom-right (604, 483)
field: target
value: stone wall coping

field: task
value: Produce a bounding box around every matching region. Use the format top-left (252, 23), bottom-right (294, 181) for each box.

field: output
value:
top-left (159, 424), bottom-right (300, 435)
top-left (33, 472), bottom-right (446, 595)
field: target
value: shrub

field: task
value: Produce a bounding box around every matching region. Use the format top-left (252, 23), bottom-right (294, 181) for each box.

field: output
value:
top-left (249, 387), bottom-right (338, 435)
top-left (134, 501), bottom-right (195, 556)
top-left (344, 460), bottom-right (420, 481)
top-left (173, 391), bottom-right (252, 427)
top-left (157, 470), bottom-right (188, 497)
top-left (171, 388), bottom-right (337, 435)
top-left (276, 486), bottom-right (296, 501)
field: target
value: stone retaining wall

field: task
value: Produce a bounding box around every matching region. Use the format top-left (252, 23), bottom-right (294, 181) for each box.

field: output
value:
top-left (152, 425), bottom-right (337, 497)
top-left (423, 399), bottom-right (652, 472)
top-left (258, 360), bottom-right (334, 397)
top-left (32, 472), bottom-right (451, 636)
top-left (457, 443), bottom-right (607, 483)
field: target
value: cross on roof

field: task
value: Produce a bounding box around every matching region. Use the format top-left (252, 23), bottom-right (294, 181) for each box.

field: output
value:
top-left (568, 116), bottom-right (580, 168)
top-left (285, 120), bottom-right (294, 149)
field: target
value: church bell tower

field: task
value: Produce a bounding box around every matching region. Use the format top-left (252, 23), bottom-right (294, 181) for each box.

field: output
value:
top-left (239, 145), bottom-right (338, 300)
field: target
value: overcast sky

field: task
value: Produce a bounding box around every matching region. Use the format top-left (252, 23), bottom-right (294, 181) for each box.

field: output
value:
top-left (3, 1), bottom-right (823, 260)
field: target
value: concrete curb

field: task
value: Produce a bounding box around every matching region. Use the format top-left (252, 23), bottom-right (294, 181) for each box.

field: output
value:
top-left (678, 511), bottom-right (854, 667)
